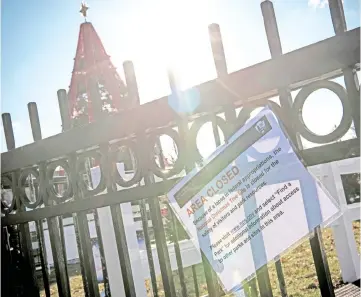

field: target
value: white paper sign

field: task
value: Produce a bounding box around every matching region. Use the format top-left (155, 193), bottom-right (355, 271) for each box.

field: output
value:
top-left (167, 107), bottom-right (339, 293)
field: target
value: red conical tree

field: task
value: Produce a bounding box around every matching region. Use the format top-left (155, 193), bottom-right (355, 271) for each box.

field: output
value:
top-left (68, 6), bottom-right (128, 127)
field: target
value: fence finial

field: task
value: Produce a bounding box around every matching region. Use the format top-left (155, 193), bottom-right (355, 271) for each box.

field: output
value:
top-left (208, 23), bottom-right (227, 77)
top-left (2, 113), bottom-right (15, 150)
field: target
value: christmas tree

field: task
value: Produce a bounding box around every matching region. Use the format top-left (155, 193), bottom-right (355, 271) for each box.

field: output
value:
top-left (68, 3), bottom-right (128, 127)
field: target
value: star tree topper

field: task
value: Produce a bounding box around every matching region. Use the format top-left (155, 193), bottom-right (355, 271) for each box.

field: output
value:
top-left (80, 2), bottom-right (89, 21)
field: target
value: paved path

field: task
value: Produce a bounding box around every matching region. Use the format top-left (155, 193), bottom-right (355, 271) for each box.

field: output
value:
top-left (335, 283), bottom-right (360, 297)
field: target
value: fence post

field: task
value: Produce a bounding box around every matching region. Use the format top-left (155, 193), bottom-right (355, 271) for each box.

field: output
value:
top-left (57, 89), bottom-right (91, 297)
top-left (208, 23), bottom-right (237, 129)
top-left (262, 2), bottom-right (336, 297)
top-left (2, 113), bottom-right (40, 297)
top-left (261, 2), bottom-right (336, 297)
top-left (328, 0), bottom-right (360, 138)
top-left (124, 60), bottom-right (177, 297)
top-left (25, 103), bottom-right (72, 297)
top-left (169, 207), bottom-right (188, 297)
top-left (27, 102), bottom-right (51, 297)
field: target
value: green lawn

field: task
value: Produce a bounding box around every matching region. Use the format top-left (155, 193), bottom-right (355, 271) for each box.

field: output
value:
top-left (40, 221), bottom-right (360, 297)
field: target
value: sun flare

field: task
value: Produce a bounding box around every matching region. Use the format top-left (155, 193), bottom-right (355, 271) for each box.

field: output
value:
top-left (121, 0), bottom-right (216, 97)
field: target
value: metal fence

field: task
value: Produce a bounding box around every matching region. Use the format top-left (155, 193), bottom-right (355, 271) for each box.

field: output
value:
top-left (1, 1), bottom-right (360, 297)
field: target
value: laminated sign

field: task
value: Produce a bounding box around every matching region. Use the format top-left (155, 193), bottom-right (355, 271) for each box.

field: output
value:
top-left (167, 107), bottom-right (340, 293)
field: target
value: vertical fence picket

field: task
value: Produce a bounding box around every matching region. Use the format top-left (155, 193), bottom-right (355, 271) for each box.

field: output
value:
top-left (139, 198), bottom-right (159, 297)
top-left (261, 2), bottom-right (335, 297)
top-left (90, 67), bottom-right (137, 297)
top-left (260, 2), bottom-right (292, 296)
top-left (209, 22), bottom-right (267, 297)
top-left (169, 207), bottom-right (188, 297)
top-left (27, 102), bottom-right (51, 297)
top-left (93, 209), bottom-right (112, 297)
top-left (152, 96), bottom-right (187, 297)
top-left (58, 216), bottom-right (70, 283)
top-left (275, 260), bottom-right (287, 297)
top-left (191, 265), bottom-right (200, 297)
top-left (2, 113), bottom-right (40, 297)
top-left (60, 89), bottom-right (101, 297)
top-left (167, 69), bottom-right (222, 297)
top-left (25, 103), bottom-right (71, 297)
top-left (81, 83), bottom-right (113, 297)
top-left (57, 89), bottom-right (90, 297)
top-left (208, 23), bottom-right (237, 127)
top-left (124, 60), bottom-right (177, 297)
top-left (125, 60), bottom-right (159, 297)
top-left (328, 0), bottom-right (360, 138)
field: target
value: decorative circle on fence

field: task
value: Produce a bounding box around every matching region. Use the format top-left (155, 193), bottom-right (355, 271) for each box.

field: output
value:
top-left (293, 81), bottom-right (352, 144)
top-left (147, 128), bottom-right (185, 179)
top-left (188, 115), bottom-right (230, 163)
top-left (46, 160), bottom-right (73, 202)
top-left (18, 168), bottom-right (43, 208)
top-left (1, 175), bottom-right (16, 214)
top-left (237, 100), bottom-right (283, 128)
top-left (110, 141), bottom-right (143, 187)
top-left (77, 151), bottom-right (106, 195)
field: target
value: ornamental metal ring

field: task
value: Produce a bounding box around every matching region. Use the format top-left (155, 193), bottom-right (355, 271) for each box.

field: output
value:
top-left (110, 141), bottom-right (143, 188)
top-left (18, 168), bottom-right (43, 208)
top-left (77, 150), bottom-right (106, 195)
top-left (237, 100), bottom-right (283, 128)
top-left (46, 160), bottom-right (73, 203)
top-left (188, 115), bottom-right (230, 163)
top-left (293, 81), bottom-right (352, 144)
top-left (1, 175), bottom-right (16, 215)
top-left (147, 128), bottom-right (185, 179)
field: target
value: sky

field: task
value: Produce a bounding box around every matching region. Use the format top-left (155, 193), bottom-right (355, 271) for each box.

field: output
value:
top-left (1, 0), bottom-right (360, 156)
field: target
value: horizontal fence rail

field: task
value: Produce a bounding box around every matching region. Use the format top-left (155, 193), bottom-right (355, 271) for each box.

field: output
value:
top-left (1, 28), bottom-right (359, 174)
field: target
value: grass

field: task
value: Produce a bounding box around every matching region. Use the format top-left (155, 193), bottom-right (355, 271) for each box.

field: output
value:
top-left (40, 221), bottom-right (360, 297)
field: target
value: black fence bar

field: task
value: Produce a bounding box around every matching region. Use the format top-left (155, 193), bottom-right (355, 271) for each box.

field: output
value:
top-left (156, 131), bottom-right (187, 297)
top-left (169, 208), bottom-right (188, 297)
top-left (105, 144), bottom-right (137, 297)
top-left (140, 198), bottom-right (159, 297)
top-left (310, 228), bottom-right (336, 297)
top-left (275, 260), bottom-right (287, 297)
top-left (58, 216), bottom-right (70, 283)
top-left (73, 210), bottom-right (101, 297)
top-left (191, 265), bottom-right (200, 297)
top-left (72, 214), bottom-right (90, 297)
top-left (2, 113), bottom-right (40, 297)
top-left (110, 203), bottom-right (137, 297)
top-left (146, 189), bottom-right (177, 297)
top-left (35, 221), bottom-right (51, 297)
top-left (176, 116), bottom-right (221, 297)
top-left (27, 104), bottom-right (71, 297)
top-left (208, 23), bottom-right (237, 128)
top-left (263, 2), bottom-right (335, 297)
top-left (81, 153), bottom-right (110, 296)
top-left (124, 59), bottom-right (176, 297)
top-left (260, 2), bottom-right (292, 296)
top-left (2, 28), bottom-right (359, 175)
top-left (69, 153), bottom-right (100, 297)
top-left (57, 90), bottom-right (90, 297)
top-left (28, 102), bottom-right (51, 297)
top-left (328, 0), bottom-right (360, 139)
top-left (92, 209), bottom-right (111, 297)
top-left (167, 68), bottom-right (221, 297)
